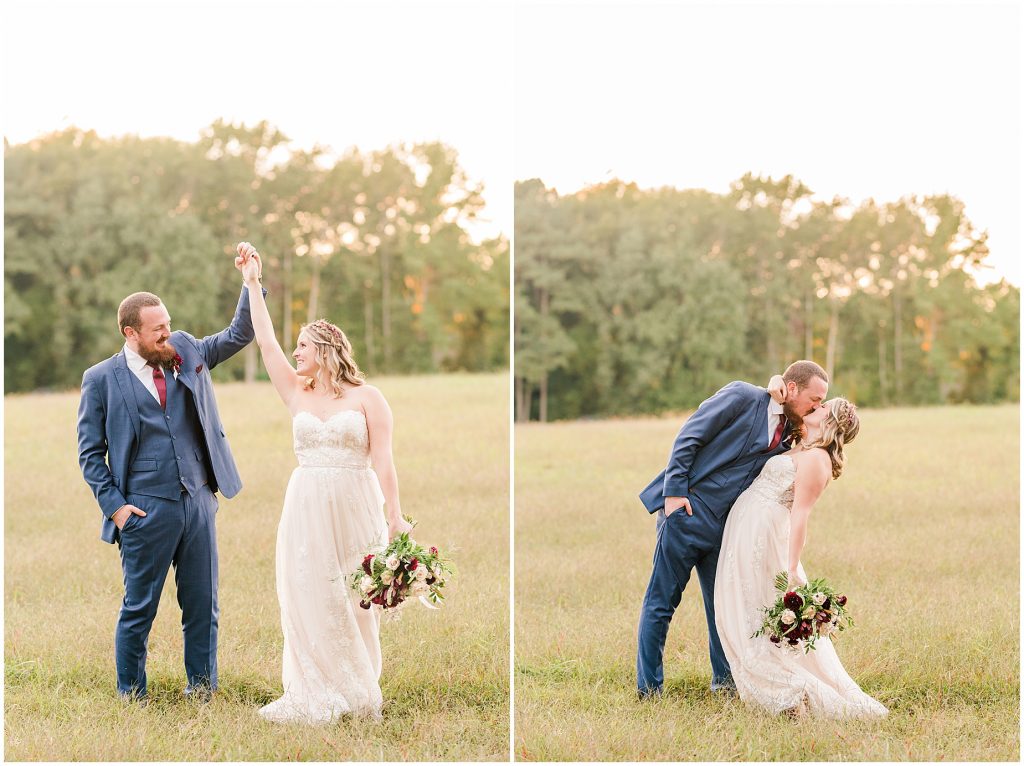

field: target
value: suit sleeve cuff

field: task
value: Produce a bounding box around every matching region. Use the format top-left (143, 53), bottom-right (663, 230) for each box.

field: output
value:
top-left (663, 480), bottom-right (690, 498)
top-left (100, 490), bottom-right (128, 519)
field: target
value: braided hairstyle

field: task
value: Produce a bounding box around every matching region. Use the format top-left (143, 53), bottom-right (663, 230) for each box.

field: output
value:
top-left (300, 319), bottom-right (365, 397)
top-left (793, 397), bottom-right (860, 479)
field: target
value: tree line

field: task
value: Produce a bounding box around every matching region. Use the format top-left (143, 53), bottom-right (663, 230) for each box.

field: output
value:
top-left (5, 122), bottom-right (509, 392)
top-left (514, 176), bottom-right (1019, 421)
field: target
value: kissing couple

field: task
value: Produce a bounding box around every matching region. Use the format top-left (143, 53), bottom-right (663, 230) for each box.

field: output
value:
top-left (77, 242), bottom-right (412, 723)
top-left (637, 361), bottom-right (887, 719)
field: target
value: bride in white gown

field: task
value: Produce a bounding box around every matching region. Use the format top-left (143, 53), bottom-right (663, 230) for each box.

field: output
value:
top-left (714, 397), bottom-right (887, 719)
top-left (235, 243), bottom-right (414, 723)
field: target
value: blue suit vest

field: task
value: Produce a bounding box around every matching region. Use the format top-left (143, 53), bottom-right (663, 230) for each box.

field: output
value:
top-left (124, 367), bottom-right (210, 501)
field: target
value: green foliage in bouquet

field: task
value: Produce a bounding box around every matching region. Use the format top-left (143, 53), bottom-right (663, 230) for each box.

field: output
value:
top-left (349, 521), bottom-right (455, 611)
top-left (753, 571), bottom-right (854, 653)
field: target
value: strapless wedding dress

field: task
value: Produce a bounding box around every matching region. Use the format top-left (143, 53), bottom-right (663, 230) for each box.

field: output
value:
top-left (714, 453), bottom-right (887, 719)
top-left (258, 410), bottom-right (388, 724)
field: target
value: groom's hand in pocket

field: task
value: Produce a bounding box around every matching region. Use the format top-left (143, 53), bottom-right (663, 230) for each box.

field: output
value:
top-left (664, 496), bottom-right (692, 517)
top-left (112, 504), bottom-right (147, 530)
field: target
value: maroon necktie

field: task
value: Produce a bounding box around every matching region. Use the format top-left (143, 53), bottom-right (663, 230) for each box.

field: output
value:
top-left (767, 418), bottom-right (785, 451)
top-left (148, 362), bottom-right (167, 410)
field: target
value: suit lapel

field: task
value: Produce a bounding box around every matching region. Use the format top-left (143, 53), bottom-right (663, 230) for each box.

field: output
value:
top-left (741, 392), bottom-right (771, 454)
top-left (175, 367), bottom-right (196, 394)
top-left (112, 351), bottom-right (141, 440)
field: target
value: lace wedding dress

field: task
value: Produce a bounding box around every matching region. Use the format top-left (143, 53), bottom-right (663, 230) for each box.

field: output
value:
top-left (714, 453), bottom-right (887, 718)
top-left (258, 410), bottom-right (388, 724)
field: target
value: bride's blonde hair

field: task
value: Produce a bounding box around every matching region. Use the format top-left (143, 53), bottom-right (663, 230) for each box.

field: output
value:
top-left (300, 319), bottom-right (364, 397)
top-left (793, 397), bottom-right (859, 479)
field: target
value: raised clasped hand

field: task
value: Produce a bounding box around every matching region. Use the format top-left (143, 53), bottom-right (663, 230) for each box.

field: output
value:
top-left (235, 241), bottom-right (262, 283)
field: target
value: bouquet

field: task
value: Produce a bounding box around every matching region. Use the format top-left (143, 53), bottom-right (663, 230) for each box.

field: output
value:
top-left (349, 527), bottom-right (454, 612)
top-left (753, 571), bottom-right (853, 653)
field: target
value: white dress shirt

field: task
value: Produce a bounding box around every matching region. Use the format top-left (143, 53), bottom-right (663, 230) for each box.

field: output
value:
top-left (123, 344), bottom-right (176, 404)
top-left (767, 397), bottom-right (786, 448)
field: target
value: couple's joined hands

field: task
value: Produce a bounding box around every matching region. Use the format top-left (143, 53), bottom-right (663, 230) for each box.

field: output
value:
top-left (235, 242), bottom-right (262, 284)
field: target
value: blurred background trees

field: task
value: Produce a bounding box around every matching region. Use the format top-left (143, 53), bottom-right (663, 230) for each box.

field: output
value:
top-left (514, 176), bottom-right (1018, 421)
top-left (4, 123), bottom-right (509, 391)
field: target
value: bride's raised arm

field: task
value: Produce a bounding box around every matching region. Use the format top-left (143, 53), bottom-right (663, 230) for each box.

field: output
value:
top-left (237, 242), bottom-right (301, 408)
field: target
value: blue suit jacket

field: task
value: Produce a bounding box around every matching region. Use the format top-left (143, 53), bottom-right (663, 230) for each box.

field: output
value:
top-left (77, 287), bottom-right (259, 544)
top-left (639, 381), bottom-right (792, 518)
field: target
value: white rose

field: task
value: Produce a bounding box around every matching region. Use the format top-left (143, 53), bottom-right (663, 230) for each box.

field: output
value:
top-left (380, 570), bottom-right (394, 585)
top-left (360, 576), bottom-right (375, 594)
top-left (802, 605), bottom-right (817, 619)
top-left (780, 609), bottom-right (797, 625)
top-left (385, 555), bottom-right (400, 571)
top-left (412, 580), bottom-right (429, 595)
top-left (414, 566), bottom-right (428, 581)
top-left (813, 592), bottom-right (826, 606)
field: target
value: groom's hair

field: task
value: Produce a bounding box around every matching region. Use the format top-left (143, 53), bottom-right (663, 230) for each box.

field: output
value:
top-left (782, 360), bottom-right (828, 390)
top-left (118, 292), bottom-right (163, 336)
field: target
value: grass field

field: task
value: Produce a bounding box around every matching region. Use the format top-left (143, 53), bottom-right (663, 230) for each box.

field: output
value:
top-left (5, 373), bottom-right (509, 761)
top-left (515, 404), bottom-right (1020, 761)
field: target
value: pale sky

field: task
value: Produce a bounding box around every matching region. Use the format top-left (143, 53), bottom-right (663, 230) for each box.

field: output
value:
top-left (516, 1), bottom-right (1022, 287)
top-left (2, 0), bottom-right (513, 242)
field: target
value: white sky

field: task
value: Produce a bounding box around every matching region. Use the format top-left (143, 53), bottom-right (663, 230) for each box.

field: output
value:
top-left (2, 0), bottom-right (513, 242)
top-left (515, 0), bottom-right (1022, 287)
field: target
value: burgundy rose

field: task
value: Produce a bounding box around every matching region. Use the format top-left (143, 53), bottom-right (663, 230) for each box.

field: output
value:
top-left (769, 635), bottom-right (781, 644)
top-left (409, 557), bottom-right (419, 571)
top-left (836, 595), bottom-right (847, 607)
top-left (358, 600), bottom-right (371, 610)
top-left (371, 594), bottom-right (384, 605)
top-left (783, 591), bottom-right (803, 611)
top-left (362, 554), bottom-right (374, 575)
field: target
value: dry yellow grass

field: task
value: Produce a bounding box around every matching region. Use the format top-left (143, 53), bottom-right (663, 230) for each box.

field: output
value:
top-left (5, 373), bottom-right (509, 761)
top-left (515, 404), bottom-right (1019, 761)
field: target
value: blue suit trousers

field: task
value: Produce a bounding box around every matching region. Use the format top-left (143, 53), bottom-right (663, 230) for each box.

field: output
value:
top-left (115, 486), bottom-right (219, 697)
top-left (636, 505), bottom-right (733, 695)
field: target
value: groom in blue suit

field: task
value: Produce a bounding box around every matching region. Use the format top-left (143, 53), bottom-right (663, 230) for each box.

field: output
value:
top-left (636, 361), bottom-right (829, 697)
top-left (77, 259), bottom-right (265, 700)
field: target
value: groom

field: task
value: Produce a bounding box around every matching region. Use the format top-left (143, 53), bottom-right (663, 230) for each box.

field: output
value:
top-left (77, 254), bottom-right (265, 701)
top-left (636, 360), bottom-right (829, 698)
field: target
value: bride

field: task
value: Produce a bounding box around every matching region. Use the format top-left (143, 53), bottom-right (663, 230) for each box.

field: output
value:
top-left (714, 396), bottom-right (887, 719)
top-left (235, 242), bottom-right (413, 723)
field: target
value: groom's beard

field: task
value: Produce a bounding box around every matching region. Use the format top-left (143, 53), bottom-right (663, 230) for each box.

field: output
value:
top-left (782, 401), bottom-right (805, 432)
top-left (137, 338), bottom-right (178, 367)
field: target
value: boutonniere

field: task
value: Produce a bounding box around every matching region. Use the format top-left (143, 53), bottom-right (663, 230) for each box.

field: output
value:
top-left (165, 354), bottom-right (183, 375)
top-left (195, 364), bottom-right (204, 374)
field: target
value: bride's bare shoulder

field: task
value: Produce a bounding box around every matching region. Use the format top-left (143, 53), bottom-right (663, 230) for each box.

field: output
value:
top-left (793, 447), bottom-right (830, 474)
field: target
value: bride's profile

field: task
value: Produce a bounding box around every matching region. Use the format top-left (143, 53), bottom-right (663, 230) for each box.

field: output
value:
top-left (235, 242), bottom-right (413, 724)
